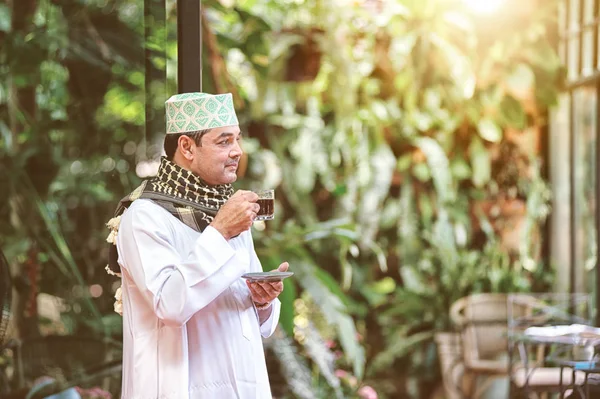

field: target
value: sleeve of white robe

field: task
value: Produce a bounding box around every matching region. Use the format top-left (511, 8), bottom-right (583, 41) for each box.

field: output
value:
top-left (247, 232), bottom-right (281, 338)
top-left (116, 200), bottom-right (249, 327)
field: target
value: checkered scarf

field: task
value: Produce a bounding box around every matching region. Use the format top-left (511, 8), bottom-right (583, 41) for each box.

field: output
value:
top-left (106, 157), bottom-right (233, 274)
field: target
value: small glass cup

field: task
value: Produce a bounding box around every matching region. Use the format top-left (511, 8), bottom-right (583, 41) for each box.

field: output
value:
top-left (254, 189), bottom-right (274, 221)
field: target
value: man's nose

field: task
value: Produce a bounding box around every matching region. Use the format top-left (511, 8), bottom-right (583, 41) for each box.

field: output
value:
top-left (230, 139), bottom-right (243, 158)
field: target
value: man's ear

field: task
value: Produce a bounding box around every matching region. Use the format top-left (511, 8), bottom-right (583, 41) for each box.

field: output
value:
top-left (178, 135), bottom-right (195, 161)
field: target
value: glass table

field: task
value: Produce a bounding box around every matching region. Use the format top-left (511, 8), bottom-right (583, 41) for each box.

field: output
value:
top-left (512, 324), bottom-right (600, 399)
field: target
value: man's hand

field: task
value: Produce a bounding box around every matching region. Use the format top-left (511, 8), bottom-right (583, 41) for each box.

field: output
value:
top-left (210, 190), bottom-right (259, 240)
top-left (246, 262), bottom-right (289, 307)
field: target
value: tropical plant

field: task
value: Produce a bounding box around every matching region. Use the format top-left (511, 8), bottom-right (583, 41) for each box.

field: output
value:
top-left (217, 0), bottom-right (560, 396)
top-left (0, 0), bottom-right (562, 398)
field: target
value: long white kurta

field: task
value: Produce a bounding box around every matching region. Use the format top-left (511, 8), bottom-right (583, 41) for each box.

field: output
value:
top-left (115, 199), bottom-right (280, 399)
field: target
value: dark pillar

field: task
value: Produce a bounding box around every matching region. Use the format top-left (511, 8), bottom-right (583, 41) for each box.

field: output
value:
top-left (145, 0), bottom-right (166, 154)
top-left (177, 0), bottom-right (202, 93)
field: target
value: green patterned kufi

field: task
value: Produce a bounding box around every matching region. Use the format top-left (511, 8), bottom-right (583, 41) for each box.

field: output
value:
top-left (165, 92), bottom-right (239, 134)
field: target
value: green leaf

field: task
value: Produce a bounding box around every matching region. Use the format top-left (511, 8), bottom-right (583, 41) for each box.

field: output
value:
top-left (430, 34), bottom-right (475, 98)
top-left (451, 158), bottom-right (471, 180)
top-left (371, 277), bottom-right (396, 294)
top-left (477, 118), bottom-right (502, 143)
top-left (469, 137), bottom-right (491, 187)
top-left (0, 120), bottom-right (13, 151)
top-left (313, 267), bottom-right (353, 308)
top-left (295, 262), bottom-right (365, 379)
top-left (370, 330), bottom-right (434, 372)
top-left (413, 162), bottom-right (430, 182)
top-left (414, 137), bottom-right (455, 203)
top-left (524, 41), bottom-right (561, 72)
top-left (338, 315), bottom-right (366, 380)
top-left (397, 154), bottom-right (412, 172)
top-left (371, 100), bottom-right (389, 121)
top-left (17, 175), bottom-right (106, 334)
top-left (505, 63), bottom-right (535, 97)
top-left (299, 322), bottom-right (344, 399)
top-left (339, 242), bottom-right (354, 290)
top-left (0, 4), bottom-right (11, 32)
top-left (268, 330), bottom-right (317, 399)
top-left (499, 95), bottom-right (527, 129)
top-left (233, 7), bottom-right (272, 31)
top-left (400, 266), bottom-right (426, 293)
top-left (278, 278), bottom-right (298, 336)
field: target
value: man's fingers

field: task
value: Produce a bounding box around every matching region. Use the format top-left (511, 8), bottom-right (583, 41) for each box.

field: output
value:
top-left (269, 281), bottom-right (283, 292)
top-left (248, 281), bottom-right (270, 300)
top-left (278, 262), bottom-right (289, 272)
top-left (232, 190), bottom-right (257, 202)
top-left (246, 278), bottom-right (284, 307)
top-left (246, 282), bottom-right (265, 302)
top-left (256, 282), bottom-right (276, 296)
top-left (245, 191), bottom-right (258, 202)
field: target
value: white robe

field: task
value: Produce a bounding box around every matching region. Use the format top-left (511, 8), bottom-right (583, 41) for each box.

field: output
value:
top-left (116, 199), bottom-right (280, 399)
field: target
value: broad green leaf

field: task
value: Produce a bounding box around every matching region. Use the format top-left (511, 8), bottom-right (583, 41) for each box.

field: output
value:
top-left (524, 41), bottom-right (561, 71)
top-left (371, 277), bottom-right (396, 294)
top-left (397, 154), bottom-right (413, 172)
top-left (414, 137), bottom-right (455, 203)
top-left (339, 242), bottom-right (354, 290)
top-left (370, 330), bottom-right (434, 372)
top-left (366, 240), bottom-right (388, 272)
top-left (296, 262), bottom-right (365, 379)
top-left (397, 179), bottom-right (422, 265)
top-left (400, 266), bottom-right (426, 293)
top-left (357, 143), bottom-right (395, 246)
top-left (451, 158), bottom-right (471, 180)
top-left (430, 34), bottom-right (475, 98)
top-left (0, 4), bottom-right (11, 32)
top-left (500, 95), bottom-right (527, 129)
top-left (380, 200), bottom-right (401, 229)
top-left (469, 137), bottom-right (491, 187)
top-left (412, 163), bottom-right (430, 182)
top-left (477, 118), bottom-right (503, 143)
top-left (505, 63), bottom-right (535, 98)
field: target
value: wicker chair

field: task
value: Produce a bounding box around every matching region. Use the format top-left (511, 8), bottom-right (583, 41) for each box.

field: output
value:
top-left (450, 293), bottom-right (512, 399)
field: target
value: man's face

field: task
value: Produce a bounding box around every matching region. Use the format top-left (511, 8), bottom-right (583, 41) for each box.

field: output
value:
top-left (190, 126), bottom-right (243, 185)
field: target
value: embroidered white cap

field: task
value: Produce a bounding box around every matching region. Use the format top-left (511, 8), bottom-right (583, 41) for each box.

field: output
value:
top-left (165, 92), bottom-right (239, 134)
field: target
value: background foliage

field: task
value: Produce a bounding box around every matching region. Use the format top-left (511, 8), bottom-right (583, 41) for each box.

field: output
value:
top-left (0, 0), bottom-right (561, 397)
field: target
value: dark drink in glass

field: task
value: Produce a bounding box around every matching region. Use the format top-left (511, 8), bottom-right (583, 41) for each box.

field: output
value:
top-left (255, 189), bottom-right (274, 220)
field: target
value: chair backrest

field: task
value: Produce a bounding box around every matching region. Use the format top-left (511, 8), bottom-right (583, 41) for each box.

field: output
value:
top-left (451, 293), bottom-right (510, 367)
top-left (0, 247), bottom-right (12, 348)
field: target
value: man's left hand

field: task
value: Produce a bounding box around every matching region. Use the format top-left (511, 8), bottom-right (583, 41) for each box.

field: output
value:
top-left (246, 262), bottom-right (289, 307)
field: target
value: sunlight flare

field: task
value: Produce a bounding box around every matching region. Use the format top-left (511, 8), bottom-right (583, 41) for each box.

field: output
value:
top-left (462, 0), bottom-right (505, 14)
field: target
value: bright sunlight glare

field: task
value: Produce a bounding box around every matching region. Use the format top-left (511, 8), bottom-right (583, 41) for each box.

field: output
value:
top-left (462, 0), bottom-right (505, 14)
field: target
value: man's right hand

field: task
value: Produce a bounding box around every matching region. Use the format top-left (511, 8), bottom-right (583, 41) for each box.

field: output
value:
top-left (209, 190), bottom-right (259, 240)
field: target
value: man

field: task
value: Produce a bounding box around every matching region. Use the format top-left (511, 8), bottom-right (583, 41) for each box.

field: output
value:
top-left (105, 92), bottom-right (288, 398)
